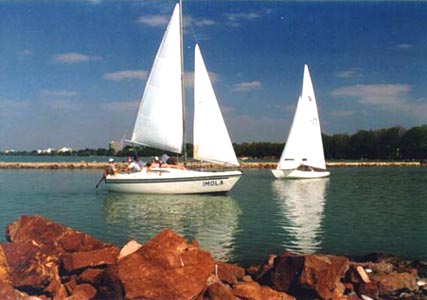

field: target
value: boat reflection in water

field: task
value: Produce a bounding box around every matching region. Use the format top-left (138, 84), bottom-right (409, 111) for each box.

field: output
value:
top-left (103, 193), bottom-right (241, 262)
top-left (272, 179), bottom-right (329, 254)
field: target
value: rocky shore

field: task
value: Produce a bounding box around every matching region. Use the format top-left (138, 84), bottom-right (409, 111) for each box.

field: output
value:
top-left (1, 215), bottom-right (426, 300)
top-left (0, 161), bottom-right (423, 170)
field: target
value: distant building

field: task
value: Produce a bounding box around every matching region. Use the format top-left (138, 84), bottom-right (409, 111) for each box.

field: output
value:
top-left (109, 140), bottom-right (123, 154)
top-left (57, 147), bottom-right (73, 153)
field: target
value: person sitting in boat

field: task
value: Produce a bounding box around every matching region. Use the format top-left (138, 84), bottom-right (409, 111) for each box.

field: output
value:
top-left (125, 156), bottom-right (142, 173)
top-left (161, 153), bottom-right (170, 164)
top-left (159, 155), bottom-right (186, 170)
top-left (104, 158), bottom-right (118, 175)
top-left (134, 155), bottom-right (144, 170)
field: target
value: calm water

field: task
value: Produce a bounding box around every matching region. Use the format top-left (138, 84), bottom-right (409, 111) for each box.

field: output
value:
top-left (0, 167), bottom-right (426, 265)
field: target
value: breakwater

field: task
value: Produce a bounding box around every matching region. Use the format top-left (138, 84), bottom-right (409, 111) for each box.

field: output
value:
top-left (0, 161), bottom-right (423, 169)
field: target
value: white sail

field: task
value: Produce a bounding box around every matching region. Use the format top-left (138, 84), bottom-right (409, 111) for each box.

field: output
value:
top-left (193, 44), bottom-right (239, 167)
top-left (277, 64), bottom-right (326, 170)
top-left (131, 4), bottom-right (183, 153)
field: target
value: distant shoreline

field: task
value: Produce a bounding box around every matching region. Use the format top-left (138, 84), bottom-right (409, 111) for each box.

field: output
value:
top-left (0, 161), bottom-right (424, 169)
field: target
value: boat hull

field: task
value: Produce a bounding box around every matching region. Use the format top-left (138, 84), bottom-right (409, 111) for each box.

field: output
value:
top-left (105, 168), bottom-right (242, 194)
top-left (272, 169), bottom-right (330, 179)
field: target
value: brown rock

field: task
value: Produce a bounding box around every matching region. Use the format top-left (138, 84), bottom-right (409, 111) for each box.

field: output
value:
top-left (76, 268), bottom-right (104, 284)
top-left (62, 247), bottom-right (119, 273)
top-left (0, 282), bottom-right (31, 300)
top-left (215, 261), bottom-right (245, 285)
top-left (271, 253), bottom-right (349, 300)
top-left (371, 271), bottom-right (418, 295)
top-left (1, 241), bottom-right (51, 290)
top-left (93, 266), bottom-right (124, 300)
top-left (116, 229), bottom-right (214, 300)
top-left (207, 281), bottom-right (239, 300)
top-left (6, 215), bottom-right (111, 253)
top-left (72, 283), bottom-right (97, 299)
top-left (300, 255), bottom-right (348, 300)
top-left (355, 282), bottom-right (379, 299)
top-left (0, 246), bottom-right (11, 284)
top-left (232, 281), bottom-right (295, 300)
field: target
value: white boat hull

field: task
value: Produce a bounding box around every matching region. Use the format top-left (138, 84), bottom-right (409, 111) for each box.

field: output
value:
top-left (272, 168), bottom-right (330, 179)
top-left (105, 168), bottom-right (242, 194)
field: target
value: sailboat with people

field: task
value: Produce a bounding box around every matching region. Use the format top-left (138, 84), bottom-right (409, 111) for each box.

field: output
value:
top-left (272, 65), bottom-right (330, 179)
top-left (104, 2), bottom-right (242, 194)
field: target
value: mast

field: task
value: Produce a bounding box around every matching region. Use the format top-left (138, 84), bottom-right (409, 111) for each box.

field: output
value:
top-left (179, 0), bottom-right (187, 162)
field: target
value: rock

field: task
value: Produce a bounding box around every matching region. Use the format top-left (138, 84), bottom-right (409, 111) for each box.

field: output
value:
top-left (115, 229), bottom-right (214, 300)
top-left (71, 283), bottom-right (97, 299)
top-left (271, 253), bottom-right (349, 300)
top-left (355, 282), bottom-right (379, 299)
top-left (0, 282), bottom-right (31, 300)
top-left (232, 281), bottom-right (296, 300)
top-left (76, 268), bottom-right (105, 284)
top-left (215, 261), bottom-right (245, 285)
top-left (6, 215), bottom-right (112, 253)
top-left (0, 246), bottom-right (11, 284)
top-left (371, 271), bottom-right (418, 296)
top-left (93, 266), bottom-right (125, 300)
top-left (207, 281), bottom-right (239, 300)
top-left (62, 247), bottom-right (119, 273)
top-left (0, 241), bottom-right (52, 290)
top-left (118, 240), bottom-right (141, 260)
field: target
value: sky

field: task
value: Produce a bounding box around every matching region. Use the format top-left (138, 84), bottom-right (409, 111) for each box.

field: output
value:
top-left (0, 0), bottom-right (426, 151)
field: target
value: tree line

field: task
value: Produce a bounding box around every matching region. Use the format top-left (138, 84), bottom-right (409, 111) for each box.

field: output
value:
top-left (2, 125), bottom-right (426, 161)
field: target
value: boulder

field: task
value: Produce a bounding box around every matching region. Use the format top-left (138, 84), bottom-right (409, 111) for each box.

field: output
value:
top-left (6, 215), bottom-right (112, 253)
top-left (271, 253), bottom-right (349, 300)
top-left (62, 247), bottom-right (119, 273)
top-left (0, 282), bottom-right (31, 300)
top-left (115, 229), bottom-right (214, 300)
top-left (207, 281), bottom-right (239, 300)
top-left (215, 261), bottom-right (245, 285)
top-left (76, 268), bottom-right (105, 284)
top-left (371, 271), bottom-right (418, 295)
top-left (232, 281), bottom-right (295, 300)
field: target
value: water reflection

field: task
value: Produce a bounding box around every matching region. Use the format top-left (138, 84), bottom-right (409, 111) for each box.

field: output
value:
top-left (272, 179), bottom-right (329, 254)
top-left (103, 193), bottom-right (241, 262)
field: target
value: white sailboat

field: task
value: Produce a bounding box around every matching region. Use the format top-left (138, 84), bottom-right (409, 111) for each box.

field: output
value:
top-left (105, 3), bottom-right (242, 194)
top-left (272, 65), bottom-right (330, 179)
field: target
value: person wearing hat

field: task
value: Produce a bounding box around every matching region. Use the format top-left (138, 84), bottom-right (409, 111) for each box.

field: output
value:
top-left (105, 158), bottom-right (118, 175)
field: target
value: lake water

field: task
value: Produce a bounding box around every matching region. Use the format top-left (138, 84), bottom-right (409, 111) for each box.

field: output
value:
top-left (0, 166), bottom-right (426, 266)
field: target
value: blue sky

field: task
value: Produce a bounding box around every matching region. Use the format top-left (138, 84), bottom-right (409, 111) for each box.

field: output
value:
top-left (0, 0), bottom-right (426, 150)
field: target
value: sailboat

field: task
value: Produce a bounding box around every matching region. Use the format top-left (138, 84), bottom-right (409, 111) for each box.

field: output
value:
top-left (105, 2), bottom-right (242, 194)
top-left (272, 65), bottom-right (330, 179)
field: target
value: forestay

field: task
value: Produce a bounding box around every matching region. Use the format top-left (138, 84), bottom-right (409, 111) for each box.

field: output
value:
top-left (131, 4), bottom-right (183, 153)
top-left (193, 44), bottom-right (239, 167)
top-left (278, 65), bottom-right (326, 170)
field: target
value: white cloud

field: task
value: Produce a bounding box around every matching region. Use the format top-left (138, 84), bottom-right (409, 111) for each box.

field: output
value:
top-left (331, 84), bottom-right (410, 106)
top-left (232, 81), bottom-right (262, 92)
top-left (52, 52), bottom-right (101, 64)
top-left (44, 99), bottom-right (82, 111)
top-left (331, 83), bottom-right (427, 119)
top-left (100, 100), bottom-right (139, 113)
top-left (19, 49), bottom-right (32, 56)
top-left (103, 70), bottom-right (148, 81)
top-left (225, 12), bottom-right (262, 27)
top-left (184, 16), bottom-right (215, 27)
top-left (137, 14), bottom-right (169, 27)
top-left (335, 69), bottom-right (362, 79)
top-left (393, 43), bottom-right (413, 50)
top-left (40, 89), bottom-right (78, 97)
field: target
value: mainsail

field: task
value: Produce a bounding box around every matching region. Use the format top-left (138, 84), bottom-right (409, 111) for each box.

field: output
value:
top-left (277, 64), bottom-right (326, 170)
top-left (131, 4), bottom-right (183, 153)
top-left (193, 44), bottom-right (239, 167)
